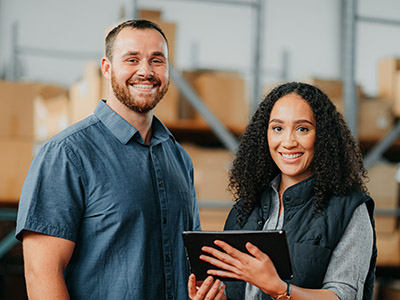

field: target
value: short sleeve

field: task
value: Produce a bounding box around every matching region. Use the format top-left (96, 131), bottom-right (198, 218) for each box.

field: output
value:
top-left (16, 140), bottom-right (86, 242)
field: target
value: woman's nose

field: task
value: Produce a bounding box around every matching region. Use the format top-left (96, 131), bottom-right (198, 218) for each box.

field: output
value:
top-left (281, 131), bottom-right (297, 148)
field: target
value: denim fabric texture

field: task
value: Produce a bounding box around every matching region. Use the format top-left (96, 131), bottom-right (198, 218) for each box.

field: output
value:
top-left (16, 100), bottom-right (201, 300)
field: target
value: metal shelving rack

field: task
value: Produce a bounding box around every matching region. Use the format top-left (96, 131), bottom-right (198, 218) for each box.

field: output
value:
top-left (343, 0), bottom-right (400, 281)
top-left (342, 0), bottom-right (400, 169)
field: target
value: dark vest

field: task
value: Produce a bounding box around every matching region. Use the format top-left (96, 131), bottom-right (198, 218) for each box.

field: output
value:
top-left (223, 176), bottom-right (377, 300)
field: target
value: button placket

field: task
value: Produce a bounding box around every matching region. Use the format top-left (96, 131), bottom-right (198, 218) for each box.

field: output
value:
top-left (150, 146), bottom-right (173, 297)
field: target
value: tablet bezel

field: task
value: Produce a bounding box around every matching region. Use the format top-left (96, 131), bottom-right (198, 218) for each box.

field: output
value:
top-left (182, 230), bottom-right (293, 282)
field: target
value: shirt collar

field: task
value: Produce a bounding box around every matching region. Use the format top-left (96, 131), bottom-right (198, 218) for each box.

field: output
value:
top-left (279, 174), bottom-right (316, 207)
top-left (94, 100), bottom-right (175, 145)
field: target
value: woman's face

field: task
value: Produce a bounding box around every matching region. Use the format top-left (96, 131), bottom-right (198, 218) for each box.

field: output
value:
top-left (267, 93), bottom-right (316, 187)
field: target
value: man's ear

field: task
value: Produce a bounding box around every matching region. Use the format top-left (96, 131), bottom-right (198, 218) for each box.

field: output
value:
top-left (101, 57), bottom-right (111, 80)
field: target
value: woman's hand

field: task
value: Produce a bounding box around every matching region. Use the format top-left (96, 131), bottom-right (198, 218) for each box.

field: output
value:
top-left (200, 240), bottom-right (287, 298)
top-left (188, 274), bottom-right (226, 300)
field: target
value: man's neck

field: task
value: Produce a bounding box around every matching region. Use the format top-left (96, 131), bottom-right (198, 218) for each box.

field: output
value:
top-left (106, 97), bottom-right (153, 145)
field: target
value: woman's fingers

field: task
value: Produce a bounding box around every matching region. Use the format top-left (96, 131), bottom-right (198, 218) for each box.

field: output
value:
top-left (200, 253), bottom-right (238, 274)
top-left (245, 242), bottom-right (268, 260)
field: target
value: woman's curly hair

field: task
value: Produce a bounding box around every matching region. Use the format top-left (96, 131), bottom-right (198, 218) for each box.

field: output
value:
top-left (229, 82), bottom-right (368, 227)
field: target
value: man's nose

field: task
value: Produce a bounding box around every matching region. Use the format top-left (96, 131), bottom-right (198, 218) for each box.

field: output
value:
top-left (136, 62), bottom-right (154, 78)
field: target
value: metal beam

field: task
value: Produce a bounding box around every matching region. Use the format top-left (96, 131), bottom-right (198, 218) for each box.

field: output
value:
top-left (0, 229), bottom-right (17, 259)
top-left (169, 66), bottom-right (238, 153)
top-left (167, 0), bottom-right (260, 8)
top-left (342, 0), bottom-right (358, 137)
top-left (0, 209), bottom-right (17, 221)
top-left (357, 15), bottom-right (400, 27)
top-left (364, 120), bottom-right (400, 169)
top-left (250, 0), bottom-right (264, 114)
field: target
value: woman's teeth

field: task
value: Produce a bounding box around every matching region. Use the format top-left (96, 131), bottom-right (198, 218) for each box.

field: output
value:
top-left (281, 153), bottom-right (302, 159)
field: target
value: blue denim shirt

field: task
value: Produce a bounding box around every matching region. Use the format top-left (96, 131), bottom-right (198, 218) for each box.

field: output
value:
top-left (16, 100), bottom-right (201, 300)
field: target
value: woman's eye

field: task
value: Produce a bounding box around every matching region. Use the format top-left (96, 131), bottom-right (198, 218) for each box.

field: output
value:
top-left (272, 126), bottom-right (282, 132)
top-left (297, 126), bottom-right (309, 132)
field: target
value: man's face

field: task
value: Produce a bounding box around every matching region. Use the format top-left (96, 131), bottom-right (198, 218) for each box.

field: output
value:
top-left (109, 27), bottom-right (169, 113)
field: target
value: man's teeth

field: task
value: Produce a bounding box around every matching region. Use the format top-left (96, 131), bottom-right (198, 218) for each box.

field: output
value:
top-left (132, 84), bottom-right (154, 89)
top-left (281, 153), bottom-right (302, 159)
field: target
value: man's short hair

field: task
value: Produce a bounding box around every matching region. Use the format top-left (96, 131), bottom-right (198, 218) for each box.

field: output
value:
top-left (105, 19), bottom-right (168, 61)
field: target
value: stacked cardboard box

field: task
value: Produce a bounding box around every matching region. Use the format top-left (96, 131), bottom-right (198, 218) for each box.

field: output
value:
top-left (366, 163), bottom-right (400, 266)
top-left (358, 97), bottom-right (393, 141)
top-left (69, 61), bottom-right (106, 124)
top-left (180, 70), bottom-right (249, 131)
top-left (182, 143), bottom-right (234, 230)
top-left (182, 143), bottom-right (234, 201)
top-left (0, 80), bottom-right (70, 201)
top-left (377, 57), bottom-right (400, 117)
top-left (306, 77), bottom-right (394, 141)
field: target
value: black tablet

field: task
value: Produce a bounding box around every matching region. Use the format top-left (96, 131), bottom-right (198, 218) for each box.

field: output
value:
top-left (182, 230), bottom-right (293, 281)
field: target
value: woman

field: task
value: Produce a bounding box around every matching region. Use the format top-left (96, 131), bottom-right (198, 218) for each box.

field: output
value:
top-left (188, 82), bottom-right (376, 300)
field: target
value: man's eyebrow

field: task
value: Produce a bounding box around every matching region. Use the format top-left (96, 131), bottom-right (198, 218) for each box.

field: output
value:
top-left (122, 51), bottom-right (166, 59)
top-left (152, 51), bottom-right (167, 59)
top-left (122, 51), bottom-right (140, 58)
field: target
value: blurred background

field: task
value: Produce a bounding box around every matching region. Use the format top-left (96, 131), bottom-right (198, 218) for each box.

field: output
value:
top-left (1, 0), bottom-right (400, 299)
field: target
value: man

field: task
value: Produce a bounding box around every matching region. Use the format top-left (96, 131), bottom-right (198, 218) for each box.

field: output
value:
top-left (16, 19), bottom-right (201, 300)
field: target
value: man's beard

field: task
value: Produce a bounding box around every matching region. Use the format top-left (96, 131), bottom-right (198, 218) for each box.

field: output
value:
top-left (111, 71), bottom-right (169, 114)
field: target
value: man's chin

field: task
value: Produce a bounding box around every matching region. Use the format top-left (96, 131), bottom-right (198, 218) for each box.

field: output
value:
top-left (125, 99), bottom-right (161, 114)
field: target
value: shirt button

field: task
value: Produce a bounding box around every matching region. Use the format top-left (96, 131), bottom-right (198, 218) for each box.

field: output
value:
top-left (159, 181), bottom-right (164, 187)
top-left (168, 294), bottom-right (173, 299)
top-left (285, 195), bottom-right (291, 201)
top-left (257, 220), bottom-right (263, 226)
top-left (166, 255), bottom-right (171, 262)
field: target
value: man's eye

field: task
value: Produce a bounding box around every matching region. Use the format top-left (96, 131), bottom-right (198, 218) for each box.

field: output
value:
top-left (151, 59), bottom-right (163, 64)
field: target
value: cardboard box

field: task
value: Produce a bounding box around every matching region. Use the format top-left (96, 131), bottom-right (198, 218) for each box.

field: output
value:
top-left (0, 139), bottom-right (34, 202)
top-left (154, 80), bottom-right (179, 122)
top-left (358, 98), bottom-right (393, 141)
top-left (366, 163), bottom-right (399, 233)
top-left (306, 77), bottom-right (363, 101)
top-left (377, 57), bottom-right (400, 101)
top-left (69, 61), bottom-right (105, 124)
top-left (182, 143), bottom-right (234, 201)
top-left (379, 282), bottom-right (400, 300)
top-left (380, 286), bottom-right (400, 300)
top-left (138, 9), bottom-right (162, 20)
top-left (393, 72), bottom-right (400, 117)
top-left (181, 70), bottom-right (249, 130)
top-left (376, 230), bottom-right (400, 266)
top-left (0, 80), bottom-right (70, 142)
top-left (199, 208), bottom-right (231, 231)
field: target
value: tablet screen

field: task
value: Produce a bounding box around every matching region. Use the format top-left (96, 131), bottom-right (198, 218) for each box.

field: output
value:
top-left (182, 230), bottom-right (293, 281)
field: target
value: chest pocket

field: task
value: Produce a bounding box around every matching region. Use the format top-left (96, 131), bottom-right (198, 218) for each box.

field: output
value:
top-left (171, 190), bottom-right (194, 231)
